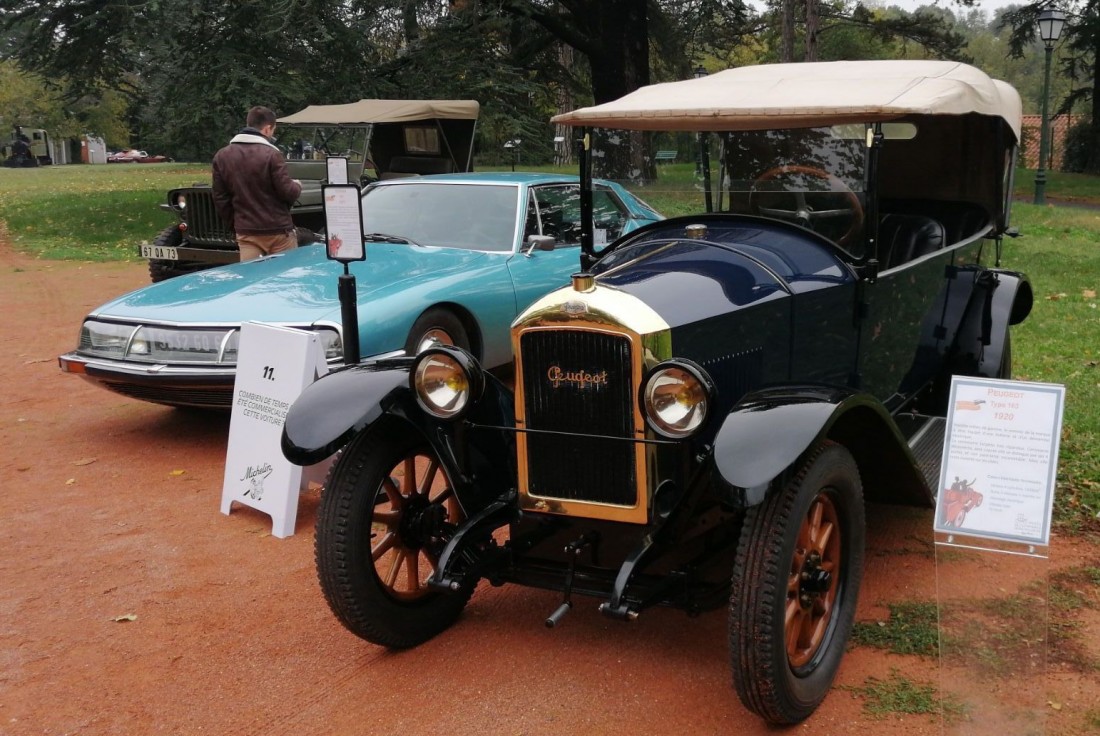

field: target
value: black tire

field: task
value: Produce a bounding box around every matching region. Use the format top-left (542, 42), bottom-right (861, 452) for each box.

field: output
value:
top-left (404, 308), bottom-right (470, 356)
top-left (315, 419), bottom-right (472, 648)
top-left (147, 226), bottom-right (212, 283)
top-left (729, 441), bottom-right (865, 725)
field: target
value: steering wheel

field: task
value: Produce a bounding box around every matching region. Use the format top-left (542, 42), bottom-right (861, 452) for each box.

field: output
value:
top-left (748, 165), bottom-right (864, 246)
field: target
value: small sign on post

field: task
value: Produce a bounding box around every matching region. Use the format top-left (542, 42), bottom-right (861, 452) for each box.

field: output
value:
top-left (934, 376), bottom-right (1065, 552)
top-left (221, 322), bottom-right (329, 538)
top-left (326, 156), bottom-right (349, 185)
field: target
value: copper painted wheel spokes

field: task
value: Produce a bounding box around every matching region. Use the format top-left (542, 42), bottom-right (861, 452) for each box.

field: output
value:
top-left (370, 452), bottom-right (462, 601)
top-left (785, 491), bottom-right (842, 669)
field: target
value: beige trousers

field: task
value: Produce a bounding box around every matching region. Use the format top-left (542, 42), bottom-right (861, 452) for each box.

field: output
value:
top-left (237, 231), bottom-right (297, 261)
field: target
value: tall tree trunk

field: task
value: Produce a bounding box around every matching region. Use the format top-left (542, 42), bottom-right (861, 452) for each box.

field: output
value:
top-left (805, 0), bottom-right (819, 62)
top-left (584, 0), bottom-right (650, 179)
top-left (403, 0), bottom-right (421, 44)
top-left (554, 43), bottom-right (574, 167)
top-left (781, 0), bottom-right (796, 62)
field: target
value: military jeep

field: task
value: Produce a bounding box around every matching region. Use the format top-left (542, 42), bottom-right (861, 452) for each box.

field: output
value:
top-left (282, 61), bottom-right (1030, 725)
top-left (140, 99), bottom-right (480, 282)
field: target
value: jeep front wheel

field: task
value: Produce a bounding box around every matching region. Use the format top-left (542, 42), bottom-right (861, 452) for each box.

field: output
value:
top-left (729, 441), bottom-right (865, 725)
top-left (147, 225), bottom-right (213, 283)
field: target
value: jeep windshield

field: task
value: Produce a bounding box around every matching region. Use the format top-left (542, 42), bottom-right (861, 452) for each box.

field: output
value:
top-left (360, 182), bottom-right (520, 252)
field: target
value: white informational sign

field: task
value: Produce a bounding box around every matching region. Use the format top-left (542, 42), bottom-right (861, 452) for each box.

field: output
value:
top-left (322, 184), bottom-right (365, 262)
top-left (934, 376), bottom-right (1065, 547)
top-left (221, 322), bottom-right (330, 538)
top-left (326, 156), bottom-right (349, 185)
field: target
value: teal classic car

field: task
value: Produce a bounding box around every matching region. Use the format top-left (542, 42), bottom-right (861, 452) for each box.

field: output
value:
top-left (59, 172), bottom-right (662, 408)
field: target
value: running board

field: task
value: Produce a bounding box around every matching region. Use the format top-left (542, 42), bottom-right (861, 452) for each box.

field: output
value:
top-left (907, 416), bottom-right (946, 495)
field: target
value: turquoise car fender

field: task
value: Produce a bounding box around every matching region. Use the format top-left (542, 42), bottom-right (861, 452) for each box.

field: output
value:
top-left (711, 386), bottom-right (934, 509)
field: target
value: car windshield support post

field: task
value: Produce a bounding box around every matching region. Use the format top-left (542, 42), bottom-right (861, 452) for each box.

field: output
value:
top-left (699, 131), bottom-right (713, 213)
top-left (861, 122), bottom-right (884, 283)
top-left (578, 128), bottom-right (596, 271)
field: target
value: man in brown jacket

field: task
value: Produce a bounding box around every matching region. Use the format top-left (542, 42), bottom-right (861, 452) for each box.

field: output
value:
top-left (212, 106), bottom-right (303, 261)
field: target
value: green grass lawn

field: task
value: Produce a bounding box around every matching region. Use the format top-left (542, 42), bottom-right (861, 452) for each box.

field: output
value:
top-left (1, 162), bottom-right (1097, 531)
top-left (0, 163), bottom-right (209, 260)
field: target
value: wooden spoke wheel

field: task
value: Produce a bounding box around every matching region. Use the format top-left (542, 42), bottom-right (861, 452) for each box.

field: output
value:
top-left (729, 441), bottom-right (865, 725)
top-left (315, 418), bottom-right (473, 648)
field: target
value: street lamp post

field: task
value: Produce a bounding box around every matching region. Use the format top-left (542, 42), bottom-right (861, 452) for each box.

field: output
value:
top-left (1034, 6), bottom-right (1066, 205)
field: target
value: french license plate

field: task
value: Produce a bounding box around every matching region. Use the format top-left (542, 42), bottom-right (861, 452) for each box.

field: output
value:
top-left (140, 244), bottom-right (179, 260)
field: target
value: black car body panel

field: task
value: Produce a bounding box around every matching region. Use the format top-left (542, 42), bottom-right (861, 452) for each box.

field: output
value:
top-left (282, 61), bottom-right (1032, 725)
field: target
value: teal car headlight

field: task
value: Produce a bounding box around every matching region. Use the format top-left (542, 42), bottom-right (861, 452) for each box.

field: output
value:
top-left (79, 321), bottom-right (137, 357)
top-left (411, 346), bottom-right (484, 420)
top-left (642, 360), bottom-right (713, 438)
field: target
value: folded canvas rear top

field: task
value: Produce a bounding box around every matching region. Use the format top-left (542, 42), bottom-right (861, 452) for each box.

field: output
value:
top-left (279, 99), bottom-right (480, 126)
top-left (551, 61), bottom-right (1021, 141)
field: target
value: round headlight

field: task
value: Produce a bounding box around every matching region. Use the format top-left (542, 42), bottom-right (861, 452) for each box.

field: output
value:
top-left (175, 193), bottom-right (187, 210)
top-left (642, 361), bottom-right (713, 438)
top-left (411, 347), bottom-right (483, 420)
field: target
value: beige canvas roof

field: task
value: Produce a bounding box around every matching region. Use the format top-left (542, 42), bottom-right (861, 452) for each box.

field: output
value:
top-left (279, 99), bottom-right (480, 125)
top-left (552, 60), bottom-right (1022, 141)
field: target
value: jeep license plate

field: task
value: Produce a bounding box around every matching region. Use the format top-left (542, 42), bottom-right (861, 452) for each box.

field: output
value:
top-left (140, 244), bottom-right (178, 260)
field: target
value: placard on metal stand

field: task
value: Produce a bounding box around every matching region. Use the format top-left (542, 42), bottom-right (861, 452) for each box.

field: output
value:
top-left (932, 376), bottom-right (1064, 734)
top-left (321, 183), bottom-right (365, 365)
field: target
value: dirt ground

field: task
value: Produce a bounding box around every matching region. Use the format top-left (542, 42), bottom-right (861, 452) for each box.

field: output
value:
top-left (2, 238), bottom-right (1097, 736)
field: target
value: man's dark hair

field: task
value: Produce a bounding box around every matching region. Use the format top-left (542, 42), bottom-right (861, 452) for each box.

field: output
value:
top-left (246, 106), bottom-right (277, 129)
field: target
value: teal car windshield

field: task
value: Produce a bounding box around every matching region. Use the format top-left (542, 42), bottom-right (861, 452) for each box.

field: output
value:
top-left (361, 183), bottom-right (520, 252)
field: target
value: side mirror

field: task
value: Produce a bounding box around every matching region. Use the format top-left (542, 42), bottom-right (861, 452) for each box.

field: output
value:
top-left (524, 234), bottom-right (556, 256)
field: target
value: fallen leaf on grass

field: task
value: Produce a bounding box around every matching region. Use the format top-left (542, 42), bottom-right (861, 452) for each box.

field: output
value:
top-left (1084, 289), bottom-right (1097, 299)
top-left (111, 614), bottom-right (137, 623)
top-left (1047, 293), bottom-right (1068, 301)
top-left (169, 469), bottom-right (186, 477)
top-left (72, 457), bottom-right (97, 466)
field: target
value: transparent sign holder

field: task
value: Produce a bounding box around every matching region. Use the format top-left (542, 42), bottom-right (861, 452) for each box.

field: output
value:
top-left (933, 377), bottom-right (1064, 735)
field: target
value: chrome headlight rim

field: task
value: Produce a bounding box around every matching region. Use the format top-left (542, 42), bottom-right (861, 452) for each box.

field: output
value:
top-left (640, 358), bottom-right (714, 439)
top-left (410, 345), bottom-right (484, 421)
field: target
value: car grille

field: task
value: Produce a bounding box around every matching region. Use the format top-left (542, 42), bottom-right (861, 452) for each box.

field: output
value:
top-left (183, 190), bottom-right (236, 247)
top-left (519, 329), bottom-right (637, 506)
top-left (101, 380), bottom-right (233, 409)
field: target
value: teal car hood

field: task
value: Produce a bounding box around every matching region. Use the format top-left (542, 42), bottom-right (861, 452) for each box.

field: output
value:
top-left (94, 244), bottom-right (493, 324)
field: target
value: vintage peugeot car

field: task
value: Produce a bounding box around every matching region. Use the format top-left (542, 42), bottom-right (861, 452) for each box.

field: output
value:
top-left (140, 99), bottom-right (480, 282)
top-left (281, 61), bottom-right (1031, 725)
top-left (60, 172), bottom-right (660, 409)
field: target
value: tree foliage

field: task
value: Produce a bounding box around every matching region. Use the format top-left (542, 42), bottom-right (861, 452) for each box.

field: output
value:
top-left (0, 0), bottom-right (1082, 164)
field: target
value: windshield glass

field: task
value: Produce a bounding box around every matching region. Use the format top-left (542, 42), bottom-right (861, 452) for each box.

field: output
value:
top-left (590, 125), bottom-right (870, 258)
top-left (719, 126), bottom-right (867, 254)
top-left (360, 182), bottom-right (521, 251)
top-left (279, 125), bottom-right (368, 163)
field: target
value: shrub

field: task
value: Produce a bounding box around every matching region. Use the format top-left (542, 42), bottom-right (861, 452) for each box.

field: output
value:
top-left (1062, 118), bottom-right (1095, 173)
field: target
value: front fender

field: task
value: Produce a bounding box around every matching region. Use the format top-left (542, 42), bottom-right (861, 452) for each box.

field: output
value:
top-left (281, 356), bottom-right (415, 466)
top-left (712, 385), bottom-right (933, 508)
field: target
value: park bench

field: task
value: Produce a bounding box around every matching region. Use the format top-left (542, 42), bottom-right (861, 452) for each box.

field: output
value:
top-left (654, 150), bottom-right (677, 163)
